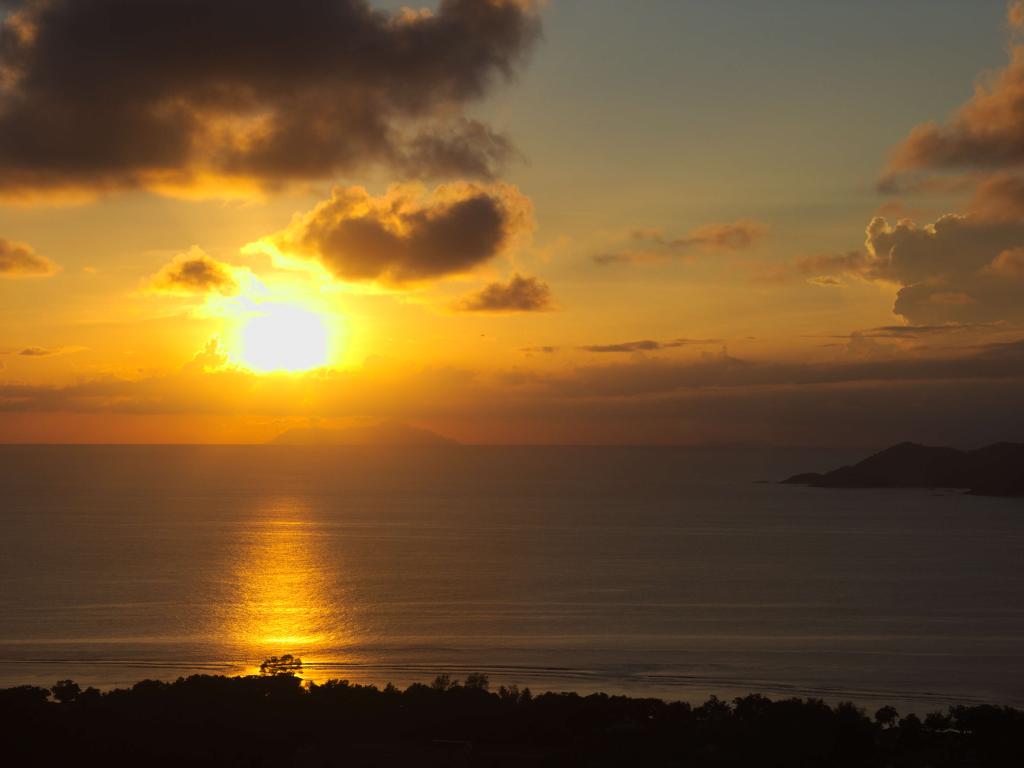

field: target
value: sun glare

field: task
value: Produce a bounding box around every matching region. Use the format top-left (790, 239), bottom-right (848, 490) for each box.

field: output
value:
top-left (236, 303), bottom-right (331, 373)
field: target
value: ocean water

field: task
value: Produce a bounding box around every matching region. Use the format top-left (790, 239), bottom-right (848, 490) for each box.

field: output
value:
top-left (1, 444), bottom-right (1022, 712)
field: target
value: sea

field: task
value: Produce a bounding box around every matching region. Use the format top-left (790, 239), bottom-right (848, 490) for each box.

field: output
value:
top-left (1, 444), bottom-right (1022, 713)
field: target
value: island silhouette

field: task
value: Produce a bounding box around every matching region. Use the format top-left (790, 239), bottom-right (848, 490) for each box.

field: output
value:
top-left (783, 442), bottom-right (1024, 497)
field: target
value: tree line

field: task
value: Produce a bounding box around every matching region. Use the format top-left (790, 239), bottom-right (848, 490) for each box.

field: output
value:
top-left (1, 660), bottom-right (1021, 766)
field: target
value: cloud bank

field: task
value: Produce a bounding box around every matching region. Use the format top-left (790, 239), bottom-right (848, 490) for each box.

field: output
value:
top-left (3, 339), bottom-right (1024, 446)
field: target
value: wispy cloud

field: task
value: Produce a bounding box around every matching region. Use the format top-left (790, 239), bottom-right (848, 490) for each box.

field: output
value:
top-left (580, 338), bottom-right (720, 353)
top-left (593, 220), bottom-right (767, 266)
top-left (0, 238), bottom-right (59, 277)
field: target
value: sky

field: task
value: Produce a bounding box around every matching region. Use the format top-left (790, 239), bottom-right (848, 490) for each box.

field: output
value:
top-left (1, 0), bottom-right (1023, 445)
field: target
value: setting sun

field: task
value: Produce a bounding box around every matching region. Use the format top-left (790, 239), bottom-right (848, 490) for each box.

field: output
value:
top-left (235, 303), bottom-right (332, 373)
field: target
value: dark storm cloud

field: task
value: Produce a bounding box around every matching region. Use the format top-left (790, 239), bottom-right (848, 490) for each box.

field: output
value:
top-left (455, 273), bottom-right (553, 312)
top-left (580, 338), bottom-right (720, 353)
top-left (0, 237), bottom-right (58, 276)
top-left (17, 346), bottom-right (54, 356)
top-left (0, 0), bottom-right (541, 195)
top-left (150, 248), bottom-right (238, 295)
top-left (265, 183), bottom-right (532, 284)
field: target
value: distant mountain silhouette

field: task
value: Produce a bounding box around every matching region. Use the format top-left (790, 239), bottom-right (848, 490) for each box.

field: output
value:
top-left (269, 422), bottom-right (459, 446)
top-left (782, 442), bottom-right (1024, 496)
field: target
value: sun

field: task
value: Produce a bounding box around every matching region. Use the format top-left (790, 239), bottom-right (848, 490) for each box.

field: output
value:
top-left (234, 303), bottom-right (331, 373)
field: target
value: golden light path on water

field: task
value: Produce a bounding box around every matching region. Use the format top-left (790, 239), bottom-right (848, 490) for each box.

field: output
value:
top-left (225, 498), bottom-right (353, 676)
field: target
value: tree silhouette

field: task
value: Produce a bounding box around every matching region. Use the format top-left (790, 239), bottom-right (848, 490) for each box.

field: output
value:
top-left (925, 710), bottom-right (952, 731)
top-left (464, 673), bottom-right (489, 691)
top-left (259, 654), bottom-right (303, 677)
top-left (50, 680), bottom-right (81, 704)
top-left (875, 705), bottom-right (899, 728)
top-left (430, 673), bottom-right (453, 691)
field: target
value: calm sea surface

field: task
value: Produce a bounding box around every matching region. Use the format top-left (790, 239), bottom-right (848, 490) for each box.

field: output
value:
top-left (1, 445), bottom-right (1022, 711)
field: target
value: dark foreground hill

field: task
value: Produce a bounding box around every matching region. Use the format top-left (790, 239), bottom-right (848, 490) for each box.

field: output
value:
top-left (2, 672), bottom-right (1023, 767)
top-left (783, 442), bottom-right (1024, 496)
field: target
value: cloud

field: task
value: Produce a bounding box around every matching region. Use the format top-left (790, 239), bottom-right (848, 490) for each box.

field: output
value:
top-left (455, 273), bottom-right (554, 313)
top-left (969, 173), bottom-right (1024, 220)
top-left (149, 247), bottom-right (238, 295)
top-left (869, 216), bottom-right (1024, 323)
top-left (580, 338), bottom-right (720, 353)
top-left (1, 344), bottom-right (85, 357)
top-left (798, 215), bottom-right (1024, 324)
top-left (989, 246), bottom-right (1024, 278)
top-left (794, 250), bottom-right (866, 277)
top-left (592, 252), bottom-right (634, 266)
top-left (858, 323), bottom-right (1000, 339)
top-left (885, 4), bottom-right (1024, 181)
top-left (259, 182), bottom-right (532, 284)
top-left (1013, 1), bottom-right (1024, 30)
top-left (813, 322), bottom-right (1008, 359)
top-left (0, 0), bottom-right (541, 197)
top-left (680, 221), bottom-right (768, 251)
top-left (0, 238), bottom-right (58, 277)
top-left (848, 10), bottom-right (1024, 324)
top-left (182, 337), bottom-right (230, 373)
top-left (4, 338), bottom-right (1024, 446)
top-left (6, 338), bottom-right (1022, 408)
top-left (593, 220), bottom-right (767, 265)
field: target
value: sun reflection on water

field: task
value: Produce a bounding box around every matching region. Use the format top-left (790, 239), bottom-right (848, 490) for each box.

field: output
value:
top-left (226, 499), bottom-right (349, 671)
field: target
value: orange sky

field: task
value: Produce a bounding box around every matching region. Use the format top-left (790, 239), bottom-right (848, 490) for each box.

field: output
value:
top-left (2, 0), bottom-right (1024, 446)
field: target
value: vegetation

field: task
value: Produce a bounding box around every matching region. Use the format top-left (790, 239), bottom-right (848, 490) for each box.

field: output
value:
top-left (258, 653), bottom-right (303, 677)
top-left (0, 664), bottom-right (1021, 766)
